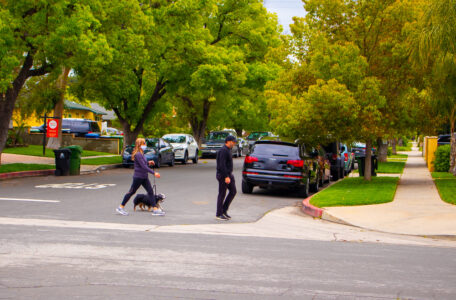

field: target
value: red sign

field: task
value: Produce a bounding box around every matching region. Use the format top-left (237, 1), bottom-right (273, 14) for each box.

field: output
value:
top-left (46, 119), bottom-right (59, 138)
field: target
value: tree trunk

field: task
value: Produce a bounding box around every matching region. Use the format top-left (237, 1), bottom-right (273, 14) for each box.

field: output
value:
top-left (0, 53), bottom-right (38, 165)
top-left (47, 66), bottom-right (70, 149)
top-left (392, 138), bottom-right (397, 155)
top-left (190, 99), bottom-right (211, 147)
top-left (377, 137), bottom-right (387, 162)
top-left (450, 107), bottom-right (456, 176)
top-left (364, 139), bottom-right (373, 181)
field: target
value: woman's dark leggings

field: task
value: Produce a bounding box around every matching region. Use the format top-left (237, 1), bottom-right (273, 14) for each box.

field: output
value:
top-left (121, 177), bottom-right (156, 207)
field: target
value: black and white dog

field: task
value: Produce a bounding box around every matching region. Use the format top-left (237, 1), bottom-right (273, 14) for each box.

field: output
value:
top-left (133, 193), bottom-right (166, 211)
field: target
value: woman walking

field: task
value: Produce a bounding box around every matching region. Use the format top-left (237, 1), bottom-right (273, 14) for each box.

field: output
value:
top-left (116, 138), bottom-right (165, 216)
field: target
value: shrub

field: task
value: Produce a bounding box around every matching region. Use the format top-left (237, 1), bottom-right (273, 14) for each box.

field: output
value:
top-left (387, 147), bottom-right (392, 156)
top-left (433, 145), bottom-right (451, 172)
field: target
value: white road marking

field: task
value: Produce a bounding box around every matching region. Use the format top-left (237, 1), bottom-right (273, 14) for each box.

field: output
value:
top-left (35, 183), bottom-right (116, 189)
top-left (0, 198), bottom-right (60, 203)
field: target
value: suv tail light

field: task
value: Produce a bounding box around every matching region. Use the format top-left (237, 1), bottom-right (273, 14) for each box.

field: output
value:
top-left (88, 131), bottom-right (93, 134)
top-left (287, 159), bottom-right (304, 168)
top-left (332, 154), bottom-right (338, 160)
top-left (344, 153), bottom-right (348, 161)
top-left (244, 156), bottom-right (258, 164)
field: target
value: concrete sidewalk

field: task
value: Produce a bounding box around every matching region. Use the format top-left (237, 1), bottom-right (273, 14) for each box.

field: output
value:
top-left (1, 153), bottom-right (112, 174)
top-left (320, 147), bottom-right (456, 236)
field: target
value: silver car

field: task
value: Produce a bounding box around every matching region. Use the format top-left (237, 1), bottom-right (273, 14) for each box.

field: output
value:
top-left (162, 133), bottom-right (199, 164)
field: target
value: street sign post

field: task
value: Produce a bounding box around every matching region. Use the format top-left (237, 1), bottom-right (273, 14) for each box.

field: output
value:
top-left (40, 114), bottom-right (61, 156)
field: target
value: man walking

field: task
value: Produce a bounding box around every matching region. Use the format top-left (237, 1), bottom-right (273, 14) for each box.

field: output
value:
top-left (215, 135), bottom-right (237, 220)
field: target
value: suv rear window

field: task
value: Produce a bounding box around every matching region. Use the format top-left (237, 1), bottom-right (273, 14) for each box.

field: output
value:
top-left (252, 143), bottom-right (299, 157)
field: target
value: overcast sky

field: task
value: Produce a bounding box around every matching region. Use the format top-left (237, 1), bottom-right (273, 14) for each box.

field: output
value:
top-left (263, 0), bottom-right (306, 34)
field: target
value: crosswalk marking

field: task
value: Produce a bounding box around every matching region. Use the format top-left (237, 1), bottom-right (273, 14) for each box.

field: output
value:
top-left (0, 198), bottom-right (60, 203)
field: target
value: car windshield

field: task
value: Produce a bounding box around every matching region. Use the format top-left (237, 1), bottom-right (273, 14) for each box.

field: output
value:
top-left (164, 135), bottom-right (186, 143)
top-left (247, 132), bottom-right (268, 140)
top-left (207, 132), bottom-right (229, 141)
top-left (438, 136), bottom-right (450, 143)
top-left (146, 138), bottom-right (159, 148)
top-left (252, 143), bottom-right (299, 157)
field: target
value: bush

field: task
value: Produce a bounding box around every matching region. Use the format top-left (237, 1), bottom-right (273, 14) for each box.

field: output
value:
top-left (433, 145), bottom-right (451, 172)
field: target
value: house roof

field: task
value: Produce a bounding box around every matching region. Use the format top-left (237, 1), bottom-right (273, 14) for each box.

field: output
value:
top-left (64, 100), bottom-right (106, 115)
top-left (90, 103), bottom-right (117, 120)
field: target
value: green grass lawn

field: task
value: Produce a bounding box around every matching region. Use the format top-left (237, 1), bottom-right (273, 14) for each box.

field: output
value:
top-left (4, 145), bottom-right (114, 157)
top-left (377, 161), bottom-right (405, 173)
top-left (81, 156), bottom-right (122, 165)
top-left (310, 177), bottom-right (399, 208)
top-left (0, 163), bottom-right (55, 173)
top-left (388, 146), bottom-right (412, 152)
top-left (431, 172), bottom-right (456, 179)
top-left (434, 180), bottom-right (456, 205)
top-left (388, 154), bottom-right (408, 159)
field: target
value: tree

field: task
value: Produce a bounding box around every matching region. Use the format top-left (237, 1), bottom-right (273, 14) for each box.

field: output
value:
top-left (169, 0), bottom-right (282, 145)
top-left (416, 0), bottom-right (456, 175)
top-left (0, 0), bottom-right (109, 162)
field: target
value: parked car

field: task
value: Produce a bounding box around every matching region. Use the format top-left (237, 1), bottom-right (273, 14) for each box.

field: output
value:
top-left (242, 140), bottom-right (320, 197)
top-left (237, 137), bottom-right (249, 157)
top-left (32, 118), bottom-right (101, 137)
top-left (322, 142), bottom-right (345, 181)
top-left (162, 133), bottom-right (199, 164)
top-left (352, 142), bottom-right (377, 158)
top-left (201, 131), bottom-right (239, 158)
top-left (313, 145), bottom-right (331, 186)
top-left (105, 127), bottom-right (123, 136)
top-left (340, 143), bottom-right (355, 175)
top-left (246, 131), bottom-right (278, 150)
top-left (122, 138), bottom-right (175, 168)
top-left (438, 134), bottom-right (454, 146)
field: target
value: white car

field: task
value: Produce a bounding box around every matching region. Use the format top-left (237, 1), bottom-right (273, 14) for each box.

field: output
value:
top-left (162, 133), bottom-right (199, 164)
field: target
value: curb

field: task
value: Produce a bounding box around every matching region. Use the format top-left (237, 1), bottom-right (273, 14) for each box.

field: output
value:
top-left (301, 195), bottom-right (324, 218)
top-left (0, 164), bottom-right (123, 180)
top-left (0, 169), bottom-right (55, 180)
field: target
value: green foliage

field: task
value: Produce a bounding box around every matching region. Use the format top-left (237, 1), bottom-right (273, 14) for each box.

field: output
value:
top-left (81, 156), bottom-right (122, 165)
top-left (3, 145), bottom-right (113, 157)
top-left (310, 177), bottom-right (399, 208)
top-left (433, 145), bottom-right (451, 172)
top-left (377, 162), bottom-right (406, 174)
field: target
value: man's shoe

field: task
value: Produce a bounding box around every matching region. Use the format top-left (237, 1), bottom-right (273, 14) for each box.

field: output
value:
top-left (152, 209), bottom-right (165, 216)
top-left (215, 215), bottom-right (229, 221)
top-left (223, 213), bottom-right (231, 219)
top-left (116, 207), bottom-right (129, 216)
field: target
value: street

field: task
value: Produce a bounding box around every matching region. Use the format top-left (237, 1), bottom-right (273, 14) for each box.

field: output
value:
top-left (1, 158), bottom-right (456, 299)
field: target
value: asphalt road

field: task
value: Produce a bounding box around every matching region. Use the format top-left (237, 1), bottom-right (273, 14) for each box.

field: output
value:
top-left (1, 157), bottom-right (456, 299)
top-left (0, 157), bottom-right (303, 225)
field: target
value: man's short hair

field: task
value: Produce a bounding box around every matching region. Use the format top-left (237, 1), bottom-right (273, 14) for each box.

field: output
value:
top-left (225, 135), bottom-right (236, 143)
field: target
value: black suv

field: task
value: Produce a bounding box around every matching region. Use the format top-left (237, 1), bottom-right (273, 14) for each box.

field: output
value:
top-left (242, 140), bottom-right (319, 197)
top-left (201, 131), bottom-right (239, 158)
top-left (32, 118), bottom-right (101, 137)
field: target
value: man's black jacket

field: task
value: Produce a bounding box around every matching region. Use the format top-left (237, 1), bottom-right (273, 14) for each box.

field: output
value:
top-left (216, 145), bottom-right (233, 179)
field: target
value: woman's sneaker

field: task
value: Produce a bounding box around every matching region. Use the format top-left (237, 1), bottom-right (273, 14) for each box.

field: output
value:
top-left (116, 207), bottom-right (129, 216)
top-left (152, 208), bottom-right (165, 216)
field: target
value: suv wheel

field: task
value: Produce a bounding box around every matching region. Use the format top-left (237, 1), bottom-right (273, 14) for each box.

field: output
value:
top-left (182, 151), bottom-right (188, 164)
top-left (332, 169), bottom-right (339, 181)
top-left (299, 177), bottom-right (310, 198)
top-left (168, 155), bottom-right (175, 167)
top-left (242, 180), bottom-right (253, 194)
top-left (310, 176), bottom-right (319, 193)
top-left (340, 167), bottom-right (345, 179)
top-left (192, 150), bottom-right (198, 164)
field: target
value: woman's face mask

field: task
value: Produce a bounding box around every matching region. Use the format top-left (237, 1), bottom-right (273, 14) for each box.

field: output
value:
top-left (140, 145), bottom-right (147, 151)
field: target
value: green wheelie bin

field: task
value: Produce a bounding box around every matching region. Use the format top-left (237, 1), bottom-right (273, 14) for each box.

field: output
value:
top-left (64, 145), bottom-right (83, 175)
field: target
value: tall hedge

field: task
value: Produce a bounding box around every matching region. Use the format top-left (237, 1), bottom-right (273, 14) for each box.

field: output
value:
top-left (433, 145), bottom-right (451, 172)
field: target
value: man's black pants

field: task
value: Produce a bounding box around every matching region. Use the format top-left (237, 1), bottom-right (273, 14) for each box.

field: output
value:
top-left (216, 174), bottom-right (237, 216)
